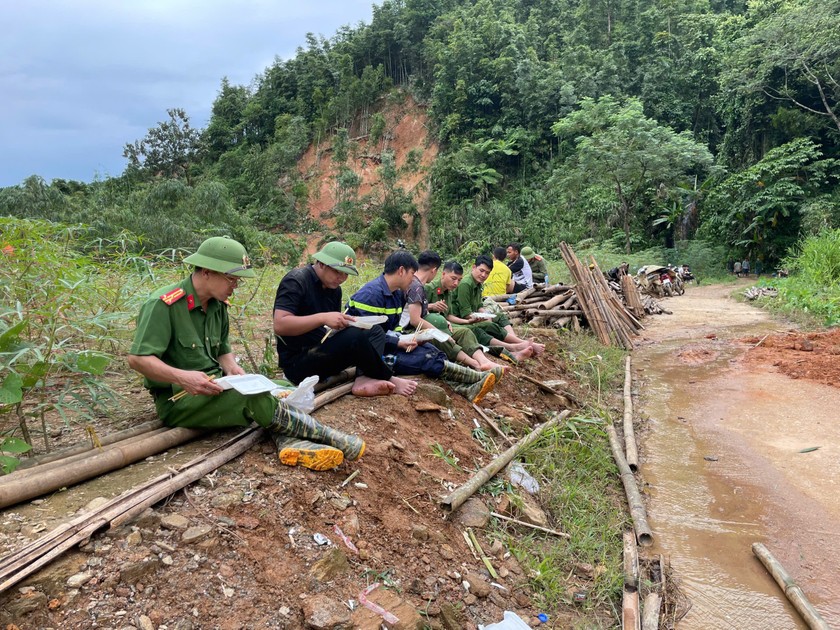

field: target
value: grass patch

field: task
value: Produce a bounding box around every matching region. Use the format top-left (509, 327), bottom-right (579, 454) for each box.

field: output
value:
top-left (488, 332), bottom-right (630, 628)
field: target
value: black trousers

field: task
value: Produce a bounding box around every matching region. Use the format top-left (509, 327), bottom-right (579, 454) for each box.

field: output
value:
top-left (280, 326), bottom-right (392, 384)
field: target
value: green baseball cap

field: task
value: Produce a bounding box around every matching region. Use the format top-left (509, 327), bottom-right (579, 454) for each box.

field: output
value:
top-left (183, 237), bottom-right (256, 278)
top-left (312, 241), bottom-right (358, 275)
top-left (521, 246), bottom-right (535, 259)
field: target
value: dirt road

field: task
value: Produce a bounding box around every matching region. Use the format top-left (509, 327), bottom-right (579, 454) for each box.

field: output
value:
top-left (634, 282), bottom-right (840, 629)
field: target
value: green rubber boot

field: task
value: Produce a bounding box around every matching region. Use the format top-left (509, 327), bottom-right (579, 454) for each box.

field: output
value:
top-left (272, 434), bottom-right (344, 471)
top-left (270, 401), bottom-right (366, 461)
top-left (448, 371), bottom-right (497, 404)
top-left (440, 361), bottom-right (484, 384)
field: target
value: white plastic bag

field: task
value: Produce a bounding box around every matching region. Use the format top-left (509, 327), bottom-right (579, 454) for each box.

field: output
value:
top-left (508, 462), bottom-right (540, 494)
top-left (283, 375), bottom-right (319, 414)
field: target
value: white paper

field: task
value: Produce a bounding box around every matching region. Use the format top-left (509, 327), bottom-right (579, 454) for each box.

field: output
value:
top-left (215, 374), bottom-right (279, 395)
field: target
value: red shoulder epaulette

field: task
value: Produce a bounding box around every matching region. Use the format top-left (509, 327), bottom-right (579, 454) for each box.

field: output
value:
top-left (159, 288), bottom-right (186, 306)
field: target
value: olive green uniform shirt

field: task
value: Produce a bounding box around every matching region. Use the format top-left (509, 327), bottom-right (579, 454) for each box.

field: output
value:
top-left (528, 256), bottom-right (547, 283)
top-left (130, 275), bottom-right (277, 429)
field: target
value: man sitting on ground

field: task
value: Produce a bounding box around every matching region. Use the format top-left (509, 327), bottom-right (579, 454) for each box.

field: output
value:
top-left (483, 247), bottom-right (515, 297)
top-left (400, 250), bottom-right (507, 372)
top-left (348, 250), bottom-right (500, 404)
top-left (506, 243), bottom-right (533, 292)
top-left (451, 255), bottom-right (544, 355)
top-left (521, 246), bottom-right (547, 284)
top-left (128, 236), bottom-right (364, 471)
top-left (273, 241), bottom-right (416, 397)
top-left (429, 259), bottom-right (539, 358)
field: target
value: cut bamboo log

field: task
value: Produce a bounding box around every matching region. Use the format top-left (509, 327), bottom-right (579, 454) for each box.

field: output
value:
top-left (641, 593), bottom-right (661, 630)
top-left (517, 374), bottom-right (580, 407)
top-left (606, 424), bottom-right (653, 546)
top-left (623, 590), bottom-right (641, 630)
top-left (0, 428), bottom-right (204, 509)
top-left (441, 411), bottom-right (571, 513)
top-left (752, 543), bottom-right (830, 630)
top-left (623, 530), bottom-right (639, 592)
top-left (17, 419), bottom-right (164, 470)
top-left (623, 356), bottom-right (639, 471)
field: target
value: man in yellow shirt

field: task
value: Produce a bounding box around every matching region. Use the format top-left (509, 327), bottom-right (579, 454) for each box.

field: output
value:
top-left (482, 247), bottom-right (514, 297)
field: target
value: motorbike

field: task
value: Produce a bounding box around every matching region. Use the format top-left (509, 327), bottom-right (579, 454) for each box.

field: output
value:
top-left (677, 266), bottom-right (696, 284)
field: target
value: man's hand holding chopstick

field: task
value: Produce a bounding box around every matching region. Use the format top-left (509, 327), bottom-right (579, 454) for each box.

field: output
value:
top-left (177, 371), bottom-right (223, 397)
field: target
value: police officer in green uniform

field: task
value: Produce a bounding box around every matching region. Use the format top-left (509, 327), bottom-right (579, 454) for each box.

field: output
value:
top-left (128, 236), bottom-right (365, 471)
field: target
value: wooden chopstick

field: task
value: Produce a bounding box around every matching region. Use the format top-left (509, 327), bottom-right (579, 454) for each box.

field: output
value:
top-left (321, 308), bottom-right (349, 343)
top-left (169, 374), bottom-right (217, 402)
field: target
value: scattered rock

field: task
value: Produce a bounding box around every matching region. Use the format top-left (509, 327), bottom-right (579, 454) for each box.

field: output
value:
top-left (182, 525), bottom-right (213, 544)
top-left (439, 602), bottom-right (463, 630)
top-left (329, 495), bottom-right (353, 511)
top-left (236, 515), bottom-right (260, 530)
top-left (794, 339), bottom-right (814, 352)
top-left (414, 401), bottom-right (444, 412)
top-left (119, 558), bottom-right (161, 585)
top-left (439, 544), bottom-right (455, 560)
top-left (5, 589), bottom-right (48, 617)
top-left (350, 588), bottom-right (423, 629)
top-left (161, 514), bottom-right (190, 531)
top-left (126, 530), bottom-right (143, 546)
top-left (703, 455), bottom-right (719, 462)
top-left (513, 493), bottom-right (549, 528)
top-left (81, 497), bottom-right (110, 513)
top-left (464, 572), bottom-right (490, 598)
top-left (309, 548), bottom-right (350, 582)
top-left (137, 615), bottom-right (155, 630)
top-left (133, 508), bottom-right (162, 530)
top-left (210, 492), bottom-right (242, 509)
top-left (415, 382), bottom-right (449, 407)
top-left (489, 539), bottom-right (505, 558)
top-left (411, 524), bottom-right (430, 541)
top-left (464, 593), bottom-right (477, 605)
top-left (574, 563), bottom-right (594, 579)
top-left (66, 572), bottom-right (94, 589)
top-left (301, 594), bottom-right (351, 629)
top-left (454, 498), bottom-right (490, 528)
top-left (341, 513), bottom-right (360, 537)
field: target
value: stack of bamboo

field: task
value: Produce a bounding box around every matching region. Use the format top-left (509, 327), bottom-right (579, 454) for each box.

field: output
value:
top-left (490, 283), bottom-right (584, 330)
top-left (612, 274), bottom-right (670, 316)
top-left (559, 243), bottom-right (644, 350)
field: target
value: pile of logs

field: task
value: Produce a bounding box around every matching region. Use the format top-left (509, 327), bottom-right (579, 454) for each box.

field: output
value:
top-left (491, 283), bottom-right (585, 331)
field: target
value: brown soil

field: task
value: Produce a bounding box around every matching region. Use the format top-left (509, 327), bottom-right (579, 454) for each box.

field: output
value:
top-left (0, 331), bottom-right (588, 629)
top-left (740, 328), bottom-right (840, 388)
top-left (295, 94), bottom-right (438, 256)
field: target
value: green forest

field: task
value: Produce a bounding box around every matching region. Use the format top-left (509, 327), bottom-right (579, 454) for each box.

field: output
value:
top-left (2, 0), bottom-right (840, 271)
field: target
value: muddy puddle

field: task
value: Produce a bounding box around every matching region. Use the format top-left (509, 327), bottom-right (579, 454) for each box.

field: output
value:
top-left (635, 284), bottom-right (840, 628)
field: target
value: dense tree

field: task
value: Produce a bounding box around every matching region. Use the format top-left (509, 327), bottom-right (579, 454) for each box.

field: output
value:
top-left (552, 96), bottom-right (714, 252)
top-left (123, 109), bottom-right (200, 183)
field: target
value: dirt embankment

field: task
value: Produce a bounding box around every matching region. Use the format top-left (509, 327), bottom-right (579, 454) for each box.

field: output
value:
top-left (741, 328), bottom-right (840, 388)
top-left (295, 94), bottom-right (439, 257)
top-left (0, 333), bottom-right (592, 630)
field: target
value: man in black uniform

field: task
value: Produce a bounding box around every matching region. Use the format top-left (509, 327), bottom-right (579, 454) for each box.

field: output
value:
top-left (273, 241), bottom-right (417, 397)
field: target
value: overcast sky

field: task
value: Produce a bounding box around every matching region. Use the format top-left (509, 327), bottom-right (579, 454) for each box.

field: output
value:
top-left (0, 0), bottom-right (377, 187)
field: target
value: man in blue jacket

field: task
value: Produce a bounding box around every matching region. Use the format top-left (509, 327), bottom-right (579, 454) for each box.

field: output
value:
top-left (347, 250), bottom-right (500, 404)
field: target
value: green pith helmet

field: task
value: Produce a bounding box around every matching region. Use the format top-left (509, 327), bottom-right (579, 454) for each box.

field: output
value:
top-left (183, 237), bottom-right (256, 278)
top-left (425, 313), bottom-right (450, 332)
top-left (521, 246), bottom-right (535, 259)
top-left (312, 241), bottom-right (358, 275)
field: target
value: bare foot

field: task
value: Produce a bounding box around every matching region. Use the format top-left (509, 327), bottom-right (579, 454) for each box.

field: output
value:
top-left (529, 341), bottom-right (546, 356)
top-left (504, 340), bottom-right (531, 352)
top-left (390, 376), bottom-right (417, 396)
top-left (352, 376), bottom-right (396, 397)
top-left (511, 346), bottom-right (535, 361)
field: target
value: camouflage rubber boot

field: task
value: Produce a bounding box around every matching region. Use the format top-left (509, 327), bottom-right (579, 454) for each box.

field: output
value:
top-left (447, 371), bottom-right (497, 404)
top-left (270, 401), bottom-right (366, 461)
top-left (271, 433), bottom-right (344, 471)
top-left (440, 361), bottom-right (485, 384)
top-left (489, 365), bottom-right (505, 384)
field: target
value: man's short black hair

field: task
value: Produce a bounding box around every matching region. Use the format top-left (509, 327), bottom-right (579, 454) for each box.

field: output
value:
top-left (475, 254), bottom-right (493, 269)
top-left (492, 247), bottom-right (506, 261)
top-left (418, 250), bottom-right (442, 270)
top-left (442, 260), bottom-right (463, 274)
top-left (384, 250), bottom-right (419, 274)
top-left (508, 242), bottom-right (522, 254)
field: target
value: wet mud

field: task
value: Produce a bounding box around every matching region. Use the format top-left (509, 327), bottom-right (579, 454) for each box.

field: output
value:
top-left (635, 282), bottom-right (840, 629)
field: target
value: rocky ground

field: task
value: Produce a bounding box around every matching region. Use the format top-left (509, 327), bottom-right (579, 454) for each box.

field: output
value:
top-left (0, 331), bottom-right (591, 630)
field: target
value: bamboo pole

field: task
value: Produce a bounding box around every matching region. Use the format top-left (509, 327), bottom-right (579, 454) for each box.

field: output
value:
top-left (0, 428), bottom-right (204, 509)
top-left (441, 411), bottom-right (571, 512)
top-left (606, 424), bottom-right (653, 546)
top-left (517, 374), bottom-right (580, 407)
top-left (623, 530), bottom-right (639, 592)
top-left (752, 543), bottom-right (830, 630)
top-left (623, 357), bottom-right (639, 471)
top-left (623, 591), bottom-right (641, 630)
top-left (641, 593), bottom-right (661, 630)
top-left (17, 419), bottom-right (164, 469)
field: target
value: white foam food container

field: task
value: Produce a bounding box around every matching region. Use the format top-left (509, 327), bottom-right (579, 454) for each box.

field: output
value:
top-left (399, 328), bottom-right (450, 344)
top-left (349, 315), bottom-right (388, 329)
top-left (215, 374), bottom-right (279, 395)
top-left (469, 312), bottom-right (496, 320)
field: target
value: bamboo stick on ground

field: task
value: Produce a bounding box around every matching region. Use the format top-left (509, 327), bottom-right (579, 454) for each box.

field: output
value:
top-left (606, 424), bottom-right (653, 546)
top-left (624, 356), bottom-right (639, 471)
top-left (471, 403), bottom-right (515, 445)
top-left (623, 590), bottom-right (641, 630)
top-left (752, 543), bottom-right (830, 630)
top-left (641, 593), bottom-right (661, 630)
top-left (441, 411), bottom-right (571, 513)
top-left (623, 530), bottom-right (639, 592)
top-left (490, 512), bottom-right (570, 538)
